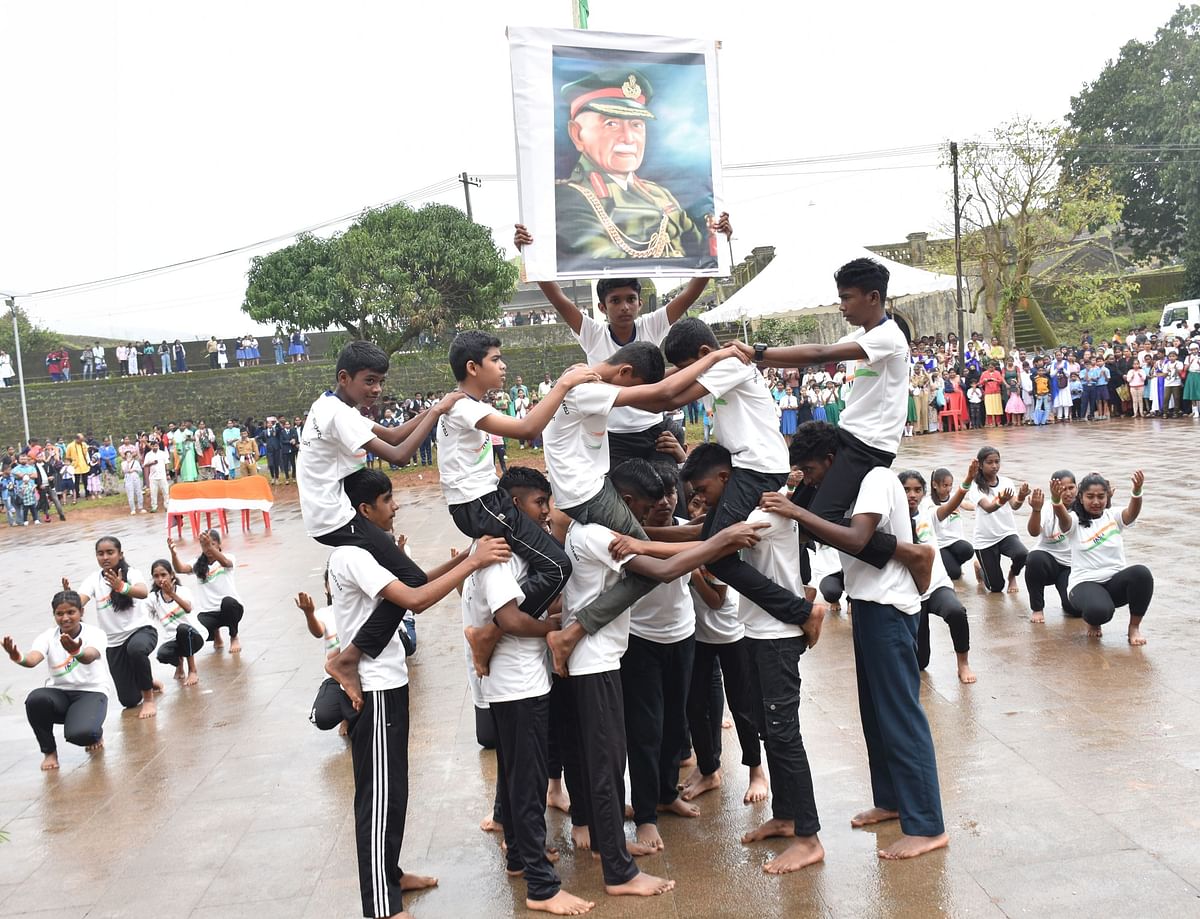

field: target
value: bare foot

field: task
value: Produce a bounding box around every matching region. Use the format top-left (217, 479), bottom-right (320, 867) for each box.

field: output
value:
top-left (571, 825), bottom-right (591, 850)
top-left (400, 873), bottom-right (438, 891)
top-left (678, 753), bottom-right (696, 768)
top-left (742, 818), bottom-right (794, 844)
top-left (1086, 625), bottom-right (1103, 638)
top-left (801, 602), bottom-right (826, 651)
top-left (546, 624), bottom-right (582, 678)
top-left (624, 804), bottom-right (634, 820)
top-left (658, 798), bottom-right (699, 819)
top-left (138, 699), bottom-right (157, 720)
top-left (151, 680), bottom-right (165, 694)
top-left (681, 770), bottom-right (721, 802)
top-left (480, 815), bottom-right (502, 833)
top-left (625, 841), bottom-right (659, 857)
top-left (184, 672), bottom-right (199, 686)
top-left (40, 751), bottom-right (60, 771)
top-left (743, 766), bottom-right (769, 805)
top-left (957, 659), bottom-right (977, 684)
top-left (547, 778), bottom-right (571, 814)
top-left (764, 835), bottom-right (825, 875)
top-left (326, 652), bottom-right (364, 711)
top-left (173, 666), bottom-right (185, 681)
top-left (1128, 625), bottom-right (1147, 646)
top-left (721, 717), bottom-right (733, 729)
top-left (829, 601), bottom-right (841, 616)
top-left (898, 542), bottom-right (935, 596)
top-left (465, 624), bottom-right (501, 677)
top-left (678, 765), bottom-right (703, 790)
top-left (337, 720), bottom-right (350, 737)
top-left (973, 559), bottom-right (983, 582)
top-left (604, 871), bottom-right (675, 897)
top-left (878, 832), bottom-right (949, 860)
top-left (527, 889), bottom-right (594, 915)
top-left (1006, 577), bottom-right (1020, 594)
top-left (1030, 610), bottom-right (1045, 624)
top-left (211, 637), bottom-right (224, 650)
top-left (229, 637), bottom-right (242, 654)
top-left (85, 739), bottom-right (104, 754)
top-left (545, 846), bottom-right (560, 864)
top-left (635, 823), bottom-right (664, 851)
top-left (850, 807), bottom-right (899, 828)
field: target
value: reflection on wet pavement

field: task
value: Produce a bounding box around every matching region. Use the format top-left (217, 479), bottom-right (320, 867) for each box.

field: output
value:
top-left (1, 422), bottom-right (1198, 917)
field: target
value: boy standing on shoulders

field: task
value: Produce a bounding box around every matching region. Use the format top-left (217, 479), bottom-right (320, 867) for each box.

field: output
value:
top-left (330, 468), bottom-right (510, 919)
top-left (762, 422), bottom-right (947, 860)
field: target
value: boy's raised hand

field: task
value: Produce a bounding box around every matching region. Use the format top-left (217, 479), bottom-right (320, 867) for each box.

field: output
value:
top-left (710, 211), bottom-right (733, 238)
top-left (295, 592), bottom-right (316, 617)
top-left (558, 364), bottom-right (602, 389)
top-left (724, 340), bottom-right (755, 361)
top-left (514, 224), bottom-right (533, 249)
top-left (2, 635), bottom-right (20, 662)
top-left (1131, 469), bottom-right (1145, 495)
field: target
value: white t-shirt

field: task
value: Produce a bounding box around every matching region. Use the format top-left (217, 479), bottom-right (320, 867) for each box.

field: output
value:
top-left (144, 448), bottom-right (169, 482)
top-left (191, 554), bottom-right (240, 610)
top-left (313, 605), bottom-right (341, 658)
top-left (921, 495), bottom-right (965, 546)
top-left (327, 546), bottom-right (408, 692)
top-left (691, 576), bottom-right (743, 645)
top-left (839, 319), bottom-right (910, 452)
top-left (542, 382), bottom-right (619, 510)
top-left (1065, 509), bottom-right (1131, 591)
top-left (561, 522), bottom-right (632, 676)
top-left (808, 542), bottom-right (842, 587)
top-left (31, 622), bottom-right (112, 696)
top-left (629, 520), bottom-right (696, 643)
top-left (913, 506), bottom-right (953, 600)
top-left (841, 468), bottom-right (921, 614)
top-left (80, 567), bottom-right (152, 646)
top-left (574, 310), bottom-right (671, 433)
top-left (697, 361), bottom-right (789, 474)
top-left (1032, 506), bottom-right (1072, 565)
top-left (436, 397), bottom-right (499, 506)
top-left (296, 392), bottom-right (376, 537)
top-left (148, 585), bottom-right (202, 636)
top-left (967, 477), bottom-right (1019, 549)
top-left (461, 550), bottom-right (550, 703)
top-left (738, 500), bottom-right (805, 639)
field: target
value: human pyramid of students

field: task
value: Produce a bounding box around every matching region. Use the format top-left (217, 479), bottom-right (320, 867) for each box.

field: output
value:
top-left (4, 217), bottom-right (1155, 919)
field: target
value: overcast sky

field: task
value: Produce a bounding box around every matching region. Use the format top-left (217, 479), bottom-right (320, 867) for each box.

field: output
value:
top-left (0, 0), bottom-right (1183, 340)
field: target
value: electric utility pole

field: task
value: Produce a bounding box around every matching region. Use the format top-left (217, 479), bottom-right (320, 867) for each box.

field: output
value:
top-left (458, 172), bottom-right (481, 222)
top-left (951, 141), bottom-right (966, 367)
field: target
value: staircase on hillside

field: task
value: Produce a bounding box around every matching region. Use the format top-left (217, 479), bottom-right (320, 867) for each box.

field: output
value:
top-left (1012, 309), bottom-right (1047, 351)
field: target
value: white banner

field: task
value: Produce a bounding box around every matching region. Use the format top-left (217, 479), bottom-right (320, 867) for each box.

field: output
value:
top-left (508, 26), bottom-right (728, 282)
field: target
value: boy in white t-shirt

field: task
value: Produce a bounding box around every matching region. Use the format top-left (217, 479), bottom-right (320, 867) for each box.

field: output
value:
top-left (514, 217), bottom-right (731, 469)
top-left (548, 462), bottom-right (765, 901)
top-left (329, 467), bottom-right (509, 919)
top-left (437, 331), bottom-right (597, 623)
top-left (729, 258), bottom-right (933, 593)
top-left (763, 422), bottom-right (946, 861)
top-left (299, 341), bottom-right (463, 707)
top-left (682, 442), bottom-right (826, 875)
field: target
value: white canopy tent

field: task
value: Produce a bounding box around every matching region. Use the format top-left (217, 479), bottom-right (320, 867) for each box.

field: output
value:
top-left (700, 238), bottom-right (957, 326)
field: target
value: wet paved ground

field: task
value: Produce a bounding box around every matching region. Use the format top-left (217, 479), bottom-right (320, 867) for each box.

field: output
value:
top-left (1, 419), bottom-right (1199, 919)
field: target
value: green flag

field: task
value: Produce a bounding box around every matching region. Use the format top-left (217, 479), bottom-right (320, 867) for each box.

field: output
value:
top-left (577, 0), bottom-right (589, 28)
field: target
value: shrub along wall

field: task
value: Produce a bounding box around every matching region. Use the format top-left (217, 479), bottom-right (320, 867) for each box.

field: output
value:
top-left (0, 343), bottom-right (587, 447)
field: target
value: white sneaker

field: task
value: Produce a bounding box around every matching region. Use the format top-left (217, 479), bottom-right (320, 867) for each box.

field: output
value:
top-left (130, 510), bottom-right (137, 515)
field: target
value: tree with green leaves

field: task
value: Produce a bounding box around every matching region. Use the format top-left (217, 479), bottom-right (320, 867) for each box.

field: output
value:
top-left (1065, 4), bottom-right (1200, 297)
top-left (936, 118), bottom-right (1132, 343)
top-left (0, 303), bottom-right (62, 360)
top-left (243, 203), bottom-right (518, 355)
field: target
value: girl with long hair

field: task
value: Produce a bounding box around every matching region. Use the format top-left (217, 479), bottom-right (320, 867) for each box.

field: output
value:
top-left (169, 530), bottom-right (245, 653)
top-left (149, 559), bottom-right (205, 686)
top-left (966, 446), bottom-right (1029, 594)
top-left (1024, 471), bottom-right (1079, 624)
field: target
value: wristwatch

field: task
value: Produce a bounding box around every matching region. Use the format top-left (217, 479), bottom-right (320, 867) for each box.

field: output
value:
top-left (753, 343), bottom-right (768, 363)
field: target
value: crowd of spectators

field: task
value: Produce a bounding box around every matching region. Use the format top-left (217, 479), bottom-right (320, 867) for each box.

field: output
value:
top-left (496, 309), bottom-right (557, 328)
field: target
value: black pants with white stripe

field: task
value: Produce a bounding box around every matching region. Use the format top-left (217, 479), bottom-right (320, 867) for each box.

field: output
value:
top-left (350, 685), bottom-right (409, 919)
top-left (449, 488), bottom-right (571, 617)
top-left (491, 694), bottom-right (560, 902)
top-left (974, 534), bottom-right (1028, 593)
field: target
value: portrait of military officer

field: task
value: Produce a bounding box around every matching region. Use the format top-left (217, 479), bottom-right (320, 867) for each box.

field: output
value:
top-left (555, 68), bottom-right (715, 271)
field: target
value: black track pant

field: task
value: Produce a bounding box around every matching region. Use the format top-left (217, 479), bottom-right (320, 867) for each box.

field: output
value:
top-left (819, 571), bottom-right (845, 604)
top-left (1024, 550), bottom-right (1078, 616)
top-left (106, 626), bottom-right (159, 708)
top-left (311, 676), bottom-right (358, 731)
top-left (687, 639), bottom-right (761, 776)
top-left (492, 694), bottom-right (560, 902)
top-left (25, 688), bottom-right (107, 754)
top-left (745, 636), bottom-right (820, 837)
top-left (974, 534), bottom-right (1028, 593)
top-left (1068, 565), bottom-right (1154, 626)
top-left (350, 685), bottom-right (409, 919)
top-left (450, 488), bottom-right (570, 618)
top-left (916, 586), bottom-right (969, 670)
top-left (266, 448), bottom-right (282, 480)
top-left (939, 540), bottom-right (974, 581)
top-left (620, 633), bottom-right (694, 826)
top-left (156, 623), bottom-right (206, 666)
top-left (317, 513), bottom-right (427, 657)
top-left (568, 671), bottom-right (638, 887)
top-left (791, 428), bottom-right (898, 568)
top-left (198, 597), bottom-right (245, 641)
top-left (702, 467), bottom-right (812, 625)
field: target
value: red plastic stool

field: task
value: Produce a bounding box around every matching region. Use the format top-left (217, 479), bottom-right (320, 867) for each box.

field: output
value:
top-left (938, 409), bottom-right (961, 431)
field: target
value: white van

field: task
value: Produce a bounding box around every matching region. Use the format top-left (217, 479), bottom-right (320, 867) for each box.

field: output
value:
top-left (1160, 299), bottom-right (1200, 340)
